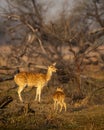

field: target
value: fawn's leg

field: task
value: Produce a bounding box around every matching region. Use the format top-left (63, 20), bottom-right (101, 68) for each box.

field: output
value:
top-left (56, 102), bottom-right (59, 112)
top-left (63, 102), bottom-right (67, 112)
top-left (54, 100), bottom-right (56, 110)
top-left (62, 99), bottom-right (66, 112)
top-left (59, 103), bottom-right (63, 112)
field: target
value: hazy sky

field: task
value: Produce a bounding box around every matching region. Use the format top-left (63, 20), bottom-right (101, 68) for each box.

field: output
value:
top-left (0, 0), bottom-right (75, 23)
top-left (0, 0), bottom-right (8, 8)
top-left (37, 0), bottom-right (74, 22)
top-left (0, 0), bottom-right (75, 44)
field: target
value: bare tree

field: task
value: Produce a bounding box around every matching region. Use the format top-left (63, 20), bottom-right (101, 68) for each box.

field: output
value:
top-left (0, 0), bottom-right (104, 98)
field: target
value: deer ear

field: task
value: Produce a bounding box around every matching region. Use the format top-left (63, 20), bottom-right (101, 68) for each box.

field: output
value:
top-left (56, 87), bottom-right (59, 91)
top-left (53, 62), bottom-right (56, 66)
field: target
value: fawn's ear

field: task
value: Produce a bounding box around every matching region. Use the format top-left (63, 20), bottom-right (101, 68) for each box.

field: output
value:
top-left (56, 87), bottom-right (59, 91)
top-left (52, 62), bottom-right (56, 66)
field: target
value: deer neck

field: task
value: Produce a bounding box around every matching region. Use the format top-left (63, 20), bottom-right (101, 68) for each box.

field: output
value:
top-left (46, 69), bottom-right (53, 82)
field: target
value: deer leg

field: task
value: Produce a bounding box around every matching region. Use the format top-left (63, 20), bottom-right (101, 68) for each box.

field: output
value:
top-left (59, 103), bottom-right (63, 112)
top-left (63, 102), bottom-right (67, 112)
top-left (54, 100), bottom-right (56, 111)
top-left (56, 102), bottom-right (59, 112)
top-left (38, 88), bottom-right (41, 103)
top-left (35, 88), bottom-right (38, 101)
top-left (62, 100), bottom-right (66, 112)
top-left (18, 86), bottom-right (25, 102)
top-left (35, 87), bottom-right (41, 102)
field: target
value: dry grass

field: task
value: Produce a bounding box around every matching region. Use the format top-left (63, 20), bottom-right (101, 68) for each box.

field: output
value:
top-left (0, 76), bottom-right (104, 130)
top-left (84, 65), bottom-right (104, 80)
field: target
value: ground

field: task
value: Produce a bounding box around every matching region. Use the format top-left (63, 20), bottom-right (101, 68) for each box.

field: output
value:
top-left (0, 77), bottom-right (104, 130)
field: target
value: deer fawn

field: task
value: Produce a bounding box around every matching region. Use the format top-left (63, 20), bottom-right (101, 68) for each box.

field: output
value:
top-left (14, 63), bottom-right (57, 102)
top-left (53, 87), bottom-right (66, 112)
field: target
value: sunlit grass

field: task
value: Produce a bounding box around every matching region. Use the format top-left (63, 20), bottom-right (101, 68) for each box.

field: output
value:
top-left (0, 72), bottom-right (104, 130)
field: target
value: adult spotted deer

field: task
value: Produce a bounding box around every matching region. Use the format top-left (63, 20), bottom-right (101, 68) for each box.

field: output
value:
top-left (14, 63), bottom-right (57, 102)
top-left (53, 87), bottom-right (66, 112)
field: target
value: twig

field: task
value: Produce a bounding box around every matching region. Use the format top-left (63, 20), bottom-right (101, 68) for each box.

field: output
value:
top-left (89, 27), bottom-right (104, 34)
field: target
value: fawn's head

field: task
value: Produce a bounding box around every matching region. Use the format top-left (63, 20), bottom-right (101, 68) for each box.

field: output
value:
top-left (48, 63), bottom-right (57, 73)
top-left (56, 87), bottom-right (63, 92)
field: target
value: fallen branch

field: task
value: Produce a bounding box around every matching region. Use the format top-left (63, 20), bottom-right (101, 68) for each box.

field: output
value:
top-left (0, 96), bottom-right (13, 109)
top-left (0, 75), bottom-right (14, 82)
